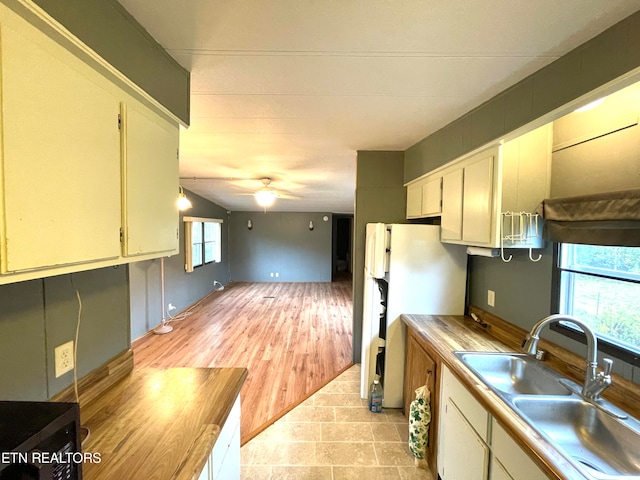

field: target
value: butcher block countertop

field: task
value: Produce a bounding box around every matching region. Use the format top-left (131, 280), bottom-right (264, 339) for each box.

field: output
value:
top-left (79, 367), bottom-right (247, 480)
top-left (402, 313), bottom-right (592, 480)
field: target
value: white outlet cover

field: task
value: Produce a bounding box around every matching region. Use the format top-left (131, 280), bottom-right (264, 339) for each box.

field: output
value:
top-left (54, 340), bottom-right (74, 378)
top-left (487, 290), bottom-right (496, 307)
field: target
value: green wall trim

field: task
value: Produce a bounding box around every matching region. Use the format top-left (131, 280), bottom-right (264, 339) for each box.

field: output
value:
top-left (32, 0), bottom-right (190, 124)
top-left (352, 151), bottom-right (406, 363)
top-left (405, 9), bottom-right (640, 183)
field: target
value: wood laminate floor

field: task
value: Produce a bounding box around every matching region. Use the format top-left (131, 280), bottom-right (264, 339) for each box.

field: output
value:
top-left (133, 280), bottom-right (353, 445)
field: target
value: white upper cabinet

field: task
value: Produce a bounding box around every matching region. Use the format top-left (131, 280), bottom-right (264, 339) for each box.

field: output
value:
top-left (441, 169), bottom-right (463, 242)
top-left (405, 175), bottom-right (442, 219)
top-left (121, 102), bottom-right (179, 257)
top-left (406, 182), bottom-right (423, 218)
top-left (461, 153), bottom-right (495, 245)
top-left (421, 177), bottom-right (442, 216)
top-left (0, 4), bottom-right (121, 274)
top-left (437, 124), bottom-right (552, 248)
top-left (0, 4), bottom-right (181, 283)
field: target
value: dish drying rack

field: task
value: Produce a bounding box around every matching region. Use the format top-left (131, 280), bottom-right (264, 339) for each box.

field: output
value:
top-left (500, 211), bottom-right (543, 263)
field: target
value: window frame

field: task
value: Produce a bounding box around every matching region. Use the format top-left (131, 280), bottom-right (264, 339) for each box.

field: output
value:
top-left (552, 243), bottom-right (640, 366)
top-left (183, 216), bottom-right (223, 273)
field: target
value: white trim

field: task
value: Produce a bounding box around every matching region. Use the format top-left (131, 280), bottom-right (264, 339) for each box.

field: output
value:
top-left (183, 216), bottom-right (224, 224)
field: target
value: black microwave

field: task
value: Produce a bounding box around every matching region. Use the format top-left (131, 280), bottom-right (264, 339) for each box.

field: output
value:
top-left (0, 401), bottom-right (82, 480)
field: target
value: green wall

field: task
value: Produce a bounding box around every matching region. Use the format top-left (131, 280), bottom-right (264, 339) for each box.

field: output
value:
top-left (229, 212), bottom-right (333, 282)
top-left (352, 151), bottom-right (406, 363)
top-left (129, 189), bottom-right (230, 341)
top-left (400, 9), bottom-right (640, 382)
top-left (404, 10), bottom-right (640, 183)
top-left (0, 267), bottom-right (129, 400)
top-left (31, 0), bottom-right (190, 124)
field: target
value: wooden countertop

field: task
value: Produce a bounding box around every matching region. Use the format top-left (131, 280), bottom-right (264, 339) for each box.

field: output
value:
top-left (402, 314), bottom-right (591, 480)
top-left (80, 367), bottom-right (247, 480)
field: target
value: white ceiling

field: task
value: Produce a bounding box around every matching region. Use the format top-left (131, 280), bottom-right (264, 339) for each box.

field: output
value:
top-left (118, 0), bottom-right (640, 213)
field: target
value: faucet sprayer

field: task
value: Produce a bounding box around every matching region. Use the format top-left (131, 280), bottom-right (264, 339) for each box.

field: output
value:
top-left (522, 314), bottom-right (613, 400)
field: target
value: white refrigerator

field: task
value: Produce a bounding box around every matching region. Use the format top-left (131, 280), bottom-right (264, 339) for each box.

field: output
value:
top-left (360, 223), bottom-right (467, 408)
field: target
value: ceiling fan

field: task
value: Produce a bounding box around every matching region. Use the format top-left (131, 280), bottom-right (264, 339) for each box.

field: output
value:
top-left (180, 175), bottom-right (299, 208)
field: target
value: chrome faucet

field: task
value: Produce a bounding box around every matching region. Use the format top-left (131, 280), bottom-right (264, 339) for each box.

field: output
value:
top-left (522, 314), bottom-right (613, 400)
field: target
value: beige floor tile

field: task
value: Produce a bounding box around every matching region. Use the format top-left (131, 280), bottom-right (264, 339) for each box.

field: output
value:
top-left (334, 367), bottom-right (361, 382)
top-left (241, 364), bottom-right (420, 478)
top-left (283, 406), bottom-right (336, 423)
top-left (298, 395), bottom-right (315, 407)
top-left (395, 422), bottom-right (410, 441)
top-left (270, 466), bottom-right (332, 479)
top-left (241, 465), bottom-right (272, 479)
top-left (384, 408), bottom-right (407, 422)
top-left (371, 423), bottom-right (402, 441)
top-left (313, 393), bottom-right (363, 406)
top-left (318, 380), bottom-right (361, 394)
top-left (333, 466), bottom-right (402, 479)
top-left (240, 442), bottom-right (257, 465)
top-left (398, 465), bottom-right (434, 479)
top-left (249, 441), bottom-right (316, 465)
top-left (334, 406), bottom-right (389, 423)
top-left (316, 441), bottom-right (377, 465)
top-left (254, 422), bottom-right (322, 442)
top-left (321, 422), bottom-right (373, 441)
top-left (375, 442), bottom-right (417, 466)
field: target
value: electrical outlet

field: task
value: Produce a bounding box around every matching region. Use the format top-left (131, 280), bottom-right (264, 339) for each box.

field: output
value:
top-left (270, 272), bottom-right (274, 277)
top-left (55, 341), bottom-right (74, 378)
top-left (275, 272), bottom-right (279, 278)
top-left (487, 290), bottom-right (495, 307)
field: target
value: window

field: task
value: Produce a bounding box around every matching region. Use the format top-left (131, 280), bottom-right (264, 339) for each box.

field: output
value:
top-left (184, 217), bottom-right (223, 272)
top-left (556, 243), bottom-right (640, 363)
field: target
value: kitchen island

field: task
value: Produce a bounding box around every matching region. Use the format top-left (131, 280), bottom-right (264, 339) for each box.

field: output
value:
top-left (79, 366), bottom-right (247, 480)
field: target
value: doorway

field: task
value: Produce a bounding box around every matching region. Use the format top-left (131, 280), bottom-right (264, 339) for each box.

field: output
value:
top-left (332, 214), bottom-right (353, 281)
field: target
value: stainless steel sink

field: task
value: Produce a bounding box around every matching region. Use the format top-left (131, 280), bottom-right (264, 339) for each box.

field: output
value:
top-left (454, 351), bottom-right (572, 396)
top-left (513, 397), bottom-right (640, 478)
top-left (455, 351), bottom-right (640, 479)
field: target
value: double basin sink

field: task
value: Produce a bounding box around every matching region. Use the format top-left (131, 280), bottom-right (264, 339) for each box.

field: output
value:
top-left (454, 351), bottom-right (640, 479)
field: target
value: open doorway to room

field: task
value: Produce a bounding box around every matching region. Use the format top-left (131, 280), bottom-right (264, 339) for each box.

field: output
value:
top-left (332, 214), bottom-right (353, 282)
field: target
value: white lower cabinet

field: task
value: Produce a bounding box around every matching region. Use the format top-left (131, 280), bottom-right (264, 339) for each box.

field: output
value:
top-left (490, 458), bottom-right (514, 480)
top-left (438, 366), bottom-right (489, 480)
top-left (438, 366), bottom-right (547, 480)
top-left (439, 397), bottom-right (489, 480)
top-left (490, 419), bottom-right (547, 480)
top-left (199, 395), bottom-right (241, 480)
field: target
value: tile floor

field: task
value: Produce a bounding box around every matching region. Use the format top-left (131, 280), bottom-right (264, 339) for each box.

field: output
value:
top-left (241, 365), bottom-right (434, 479)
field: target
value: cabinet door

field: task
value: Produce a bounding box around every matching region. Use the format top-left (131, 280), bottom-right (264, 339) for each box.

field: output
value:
top-left (212, 396), bottom-right (241, 479)
top-left (489, 459), bottom-right (514, 480)
top-left (404, 332), bottom-right (438, 478)
top-left (0, 7), bottom-right (121, 272)
top-left (403, 332), bottom-right (436, 416)
top-left (439, 398), bottom-right (489, 480)
top-left (462, 154), bottom-right (494, 245)
top-left (491, 419), bottom-right (547, 480)
top-left (421, 177), bottom-right (442, 216)
top-left (441, 169), bottom-right (463, 242)
top-left (406, 182), bottom-right (422, 218)
top-left (121, 102), bottom-right (179, 257)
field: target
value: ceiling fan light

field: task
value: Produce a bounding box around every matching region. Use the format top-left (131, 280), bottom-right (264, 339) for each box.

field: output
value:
top-left (255, 189), bottom-right (276, 207)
